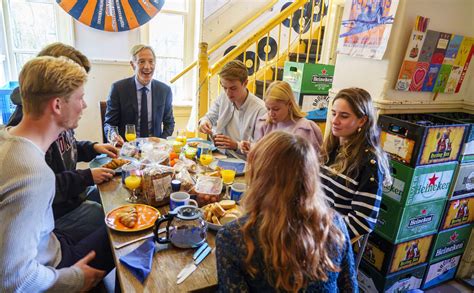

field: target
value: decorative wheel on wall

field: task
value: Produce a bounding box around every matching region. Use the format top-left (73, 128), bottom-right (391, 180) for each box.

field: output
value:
top-left (56, 0), bottom-right (165, 32)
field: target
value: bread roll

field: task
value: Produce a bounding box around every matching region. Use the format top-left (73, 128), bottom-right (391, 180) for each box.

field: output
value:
top-left (220, 214), bottom-right (238, 225)
top-left (211, 215), bottom-right (221, 225)
top-left (219, 200), bottom-right (236, 210)
top-left (211, 203), bottom-right (226, 217)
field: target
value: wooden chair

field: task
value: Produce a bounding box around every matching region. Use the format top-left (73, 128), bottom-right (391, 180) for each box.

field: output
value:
top-left (99, 101), bottom-right (107, 143)
top-left (351, 233), bottom-right (370, 271)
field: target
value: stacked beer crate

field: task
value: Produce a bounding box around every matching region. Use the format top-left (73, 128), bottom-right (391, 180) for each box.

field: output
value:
top-left (357, 114), bottom-right (468, 293)
top-left (420, 112), bottom-right (474, 289)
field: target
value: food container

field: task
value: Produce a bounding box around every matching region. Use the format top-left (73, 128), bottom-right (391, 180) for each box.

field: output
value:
top-left (141, 163), bottom-right (174, 207)
top-left (194, 175), bottom-right (223, 206)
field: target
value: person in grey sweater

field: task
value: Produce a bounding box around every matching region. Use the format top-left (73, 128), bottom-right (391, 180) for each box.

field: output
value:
top-left (198, 60), bottom-right (266, 159)
top-left (0, 56), bottom-right (113, 292)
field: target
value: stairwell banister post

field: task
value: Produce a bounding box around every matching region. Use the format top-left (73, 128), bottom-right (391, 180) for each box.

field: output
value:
top-left (209, 0), bottom-right (308, 76)
top-left (198, 42), bottom-right (209, 124)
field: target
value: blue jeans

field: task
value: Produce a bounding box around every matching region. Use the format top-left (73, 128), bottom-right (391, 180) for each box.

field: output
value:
top-left (55, 187), bottom-right (105, 243)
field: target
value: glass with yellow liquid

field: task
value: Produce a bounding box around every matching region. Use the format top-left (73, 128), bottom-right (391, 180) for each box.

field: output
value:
top-left (221, 168), bottom-right (236, 199)
top-left (199, 147), bottom-right (213, 171)
top-left (125, 124), bottom-right (137, 142)
top-left (124, 166), bottom-right (141, 203)
top-left (176, 129), bottom-right (187, 144)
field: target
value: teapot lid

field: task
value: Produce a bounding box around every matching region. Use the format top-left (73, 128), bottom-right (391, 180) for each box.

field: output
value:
top-left (171, 205), bottom-right (202, 220)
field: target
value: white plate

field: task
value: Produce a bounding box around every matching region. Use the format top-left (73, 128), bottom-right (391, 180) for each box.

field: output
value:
top-left (210, 158), bottom-right (247, 176)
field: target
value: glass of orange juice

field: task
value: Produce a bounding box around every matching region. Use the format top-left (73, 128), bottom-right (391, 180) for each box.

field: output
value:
top-left (221, 167), bottom-right (236, 199)
top-left (125, 124), bottom-right (137, 142)
top-left (124, 166), bottom-right (141, 203)
top-left (199, 147), bottom-right (213, 171)
top-left (176, 129), bottom-right (187, 144)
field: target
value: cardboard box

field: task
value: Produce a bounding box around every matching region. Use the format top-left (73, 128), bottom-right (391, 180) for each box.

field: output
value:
top-left (361, 233), bottom-right (434, 274)
top-left (378, 114), bottom-right (468, 167)
top-left (428, 223), bottom-right (472, 263)
top-left (449, 162), bottom-right (474, 199)
top-left (422, 254), bottom-right (462, 289)
top-left (383, 160), bottom-right (456, 206)
top-left (440, 195), bottom-right (474, 230)
top-left (431, 112), bottom-right (474, 163)
top-left (376, 197), bottom-right (446, 243)
top-left (298, 94), bottom-right (329, 121)
top-left (358, 261), bottom-right (427, 293)
top-left (282, 61), bottom-right (334, 95)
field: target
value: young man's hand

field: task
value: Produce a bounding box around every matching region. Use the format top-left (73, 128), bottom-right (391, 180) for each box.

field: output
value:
top-left (93, 143), bottom-right (118, 158)
top-left (198, 119), bottom-right (212, 135)
top-left (214, 134), bottom-right (238, 150)
top-left (74, 251), bottom-right (106, 291)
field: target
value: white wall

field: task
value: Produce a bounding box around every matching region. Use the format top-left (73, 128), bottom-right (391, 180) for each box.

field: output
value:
top-left (331, 0), bottom-right (474, 112)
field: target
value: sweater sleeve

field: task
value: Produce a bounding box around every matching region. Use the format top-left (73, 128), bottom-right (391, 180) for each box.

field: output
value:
top-left (0, 159), bottom-right (84, 292)
top-left (76, 140), bottom-right (98, 162)
top-left (344, 163), bottom-right (383, 239)
top-left (334, 215), bottom-right (358, 292)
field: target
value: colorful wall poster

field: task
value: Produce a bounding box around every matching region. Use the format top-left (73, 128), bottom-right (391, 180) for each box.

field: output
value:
top-left (432, 64), bottom-right (452, 93)
top-left (418, 30), bottom-right (440, 63)
top-left (409, 62), bottom-right (429, 91)
top-left (444, 66), bottom-right (463, 93)
top-left (337, 0), bottom-right (400, 59)
top-left (456, 44), bottom-right (474, 93)
top-left (431, 32), bottom-right (452, 64)
top-left (444, 35), bottom-right (464, 65)
top-left (396, 61), bottom-right (417, 91)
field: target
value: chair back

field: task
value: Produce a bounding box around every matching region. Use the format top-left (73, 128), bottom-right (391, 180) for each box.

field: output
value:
top-left (99, 101), bottom-right (107, 143)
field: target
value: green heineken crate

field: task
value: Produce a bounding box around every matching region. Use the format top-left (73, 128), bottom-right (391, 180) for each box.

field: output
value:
top-left (383, 160), bottom-right (457, 206)
top-left (282, 61), bottom-right (334, 96)
top-left (358, 261), bottom-right (427, 293)
top-left (449, 162), bottom-right (474, 199)
top-left (428, 223), bottom-right (472, 263)
top-left (376, 197), bottom-right (447, 243)
top-left (360, 233), bottom-right (434, 274)
top-left (431, 112), bottom-right (474, 163)
top-left (379, 114), bottom-right (468, 167)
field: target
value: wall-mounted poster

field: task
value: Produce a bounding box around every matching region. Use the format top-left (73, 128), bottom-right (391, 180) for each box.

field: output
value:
top-left (56, 0), bottom-right (165, 32)
top-left (396, 16), bottom-right (474, 94)
top-left (337, 0), bottom-right (400, 60)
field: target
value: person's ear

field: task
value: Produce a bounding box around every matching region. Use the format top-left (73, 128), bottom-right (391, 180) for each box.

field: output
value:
top-left (130, 60), bottom-right (136, 71)
top-left (51, 97), bottom-right (62, 115)
top-left (242, 79), bottom-right (248, 87)
top-left (358, 115), bottom-right (368, 128)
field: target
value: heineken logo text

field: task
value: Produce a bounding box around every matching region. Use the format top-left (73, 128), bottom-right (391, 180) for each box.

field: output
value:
top-left (412, 181), bottom-right (450, 195)
top-left (408, 215), bottom-right (433, 227)
top-left (435, 243), bottom-right (464, 257)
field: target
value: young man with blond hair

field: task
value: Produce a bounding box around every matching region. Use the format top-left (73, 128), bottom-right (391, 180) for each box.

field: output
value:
top-left (198, 60), bottom-right (266, 159)
top-left (104, 44), bottom-right (175, 140)
top-left (0, 56), bottom-right (114, 292)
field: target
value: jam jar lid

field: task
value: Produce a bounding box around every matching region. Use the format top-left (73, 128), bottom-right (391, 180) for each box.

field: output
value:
top-left (171, 205), bottom-right (202, 220)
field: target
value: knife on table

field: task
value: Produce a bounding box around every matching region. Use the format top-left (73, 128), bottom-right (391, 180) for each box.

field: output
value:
top-left (176, 243), bottom-right (213, 284)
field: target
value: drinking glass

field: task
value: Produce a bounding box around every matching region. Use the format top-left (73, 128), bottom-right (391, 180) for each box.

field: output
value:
top-left (125, 124), bottom-right (137, 142)
top-left (221, 168), bottom-right (236, 199)
top-left (124, 166), bottom-right (141, 203)
top-left (176, 129), bottom-right (187, 144)
top-left (199, 147), bottom-right (213, 172)
top-left (107, 126), bottom-right (119, 147)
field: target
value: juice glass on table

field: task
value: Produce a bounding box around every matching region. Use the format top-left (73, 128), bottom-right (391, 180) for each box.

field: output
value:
top-left (176, 130), bottom-right (187, 144)
top-left (125, 124), bottom-right (137, 142)
top-left (124, 165), bottom-right (141, 203)
top-left (199, 147), bottom-right (213, 171)
top-left (221, 168), bottom-right (236, 199)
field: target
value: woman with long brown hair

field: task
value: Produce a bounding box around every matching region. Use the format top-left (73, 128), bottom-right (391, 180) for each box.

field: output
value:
top-left (320, 88), bottom-right (392, 239)
top-left (216, 131), bottom-right (357, 292)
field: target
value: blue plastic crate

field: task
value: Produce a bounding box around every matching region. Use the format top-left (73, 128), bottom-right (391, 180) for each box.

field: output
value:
top-left (0, 81), bottom-right (19, 124)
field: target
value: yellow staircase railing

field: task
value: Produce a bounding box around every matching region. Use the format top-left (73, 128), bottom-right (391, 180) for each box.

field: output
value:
top-left (175, 0), bottom-right (332, 126)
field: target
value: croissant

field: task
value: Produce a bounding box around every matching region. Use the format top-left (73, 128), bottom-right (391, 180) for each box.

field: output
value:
top-left (103, 158), bottom-right (130, 169)
top-left (117, 207), bottom-right (138, 228)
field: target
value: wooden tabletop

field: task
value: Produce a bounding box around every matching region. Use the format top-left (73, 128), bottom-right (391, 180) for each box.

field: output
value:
top-left (99, 177), bottom-right (218, 292)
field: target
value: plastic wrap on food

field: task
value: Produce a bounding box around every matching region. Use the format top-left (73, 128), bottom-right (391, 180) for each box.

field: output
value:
top-left (141, 163), bottom-right (174, 207)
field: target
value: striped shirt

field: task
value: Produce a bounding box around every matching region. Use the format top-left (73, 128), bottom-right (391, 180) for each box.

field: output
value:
top-left (320, 152), bottom-right (383, 239)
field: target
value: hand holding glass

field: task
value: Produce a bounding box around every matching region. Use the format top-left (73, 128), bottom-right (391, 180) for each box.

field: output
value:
top-left (125, 124), bottom-right (137, 142)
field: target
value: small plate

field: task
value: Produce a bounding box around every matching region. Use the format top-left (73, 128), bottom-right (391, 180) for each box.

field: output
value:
top-left (186, 138), bottom-right (217, 151)
top-left (105, 204), bottom-right (160, 232)
top-left (202, 203), bottom-right (243, 231)
top-left (211, 158), bottom-right (247, 175)
top-left (89, 154), bottom-right (135, 173)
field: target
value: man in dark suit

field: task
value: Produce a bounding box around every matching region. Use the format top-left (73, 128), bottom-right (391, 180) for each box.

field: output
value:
top-left (104, 44), bottom-right (175, 141)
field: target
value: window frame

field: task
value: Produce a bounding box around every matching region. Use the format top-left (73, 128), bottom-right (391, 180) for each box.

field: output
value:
top-left (140, 0), bottom-right (197, 106)
top-left (1, 0), bottom-right (73, 82)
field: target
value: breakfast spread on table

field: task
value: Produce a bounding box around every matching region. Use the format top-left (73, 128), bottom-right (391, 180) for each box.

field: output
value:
top-left (102, 158), bottom-right (130, 170)
top-left (203, 200), bottom-right (243, 226)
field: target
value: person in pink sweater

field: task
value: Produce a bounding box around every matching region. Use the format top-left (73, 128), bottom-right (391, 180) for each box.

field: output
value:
top-left (241, 81), bottom-right (323, 153)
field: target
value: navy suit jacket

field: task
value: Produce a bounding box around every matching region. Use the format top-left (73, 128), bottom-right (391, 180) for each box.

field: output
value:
top-left (104, 77), bottom-right (175, 139)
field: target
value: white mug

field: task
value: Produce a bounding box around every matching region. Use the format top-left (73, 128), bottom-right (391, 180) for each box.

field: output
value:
top-left (170, 192), bottom-right (198, 211)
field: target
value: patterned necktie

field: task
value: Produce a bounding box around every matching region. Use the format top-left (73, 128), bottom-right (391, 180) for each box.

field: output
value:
top-left (140, 87), bottom-right (149, 137)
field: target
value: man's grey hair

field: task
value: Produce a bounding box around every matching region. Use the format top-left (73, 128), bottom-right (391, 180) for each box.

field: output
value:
top-left (130, 44), bottom-right (156, 62)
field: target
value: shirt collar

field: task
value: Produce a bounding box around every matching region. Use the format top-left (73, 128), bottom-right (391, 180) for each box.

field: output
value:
top-left (134, 76), bottom-right (151, 92)
top-left (233, 90), bottom-right (250, 111)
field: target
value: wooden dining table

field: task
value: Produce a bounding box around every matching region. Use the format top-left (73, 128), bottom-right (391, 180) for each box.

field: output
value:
top-left (99, 176), bottom-right (220, 292)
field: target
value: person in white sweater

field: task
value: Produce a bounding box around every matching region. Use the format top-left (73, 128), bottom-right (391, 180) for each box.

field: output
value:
top-left (0, 56), bottom-right (113, 292)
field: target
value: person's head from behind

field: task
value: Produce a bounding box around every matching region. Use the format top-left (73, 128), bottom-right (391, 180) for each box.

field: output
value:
top-left (130, 44), bottom-right (156, 86)
top-left (241, 131), bottom-right (344, 291)
top-left (218, 60), bottom-right (248, 104)
top-left (263, 80), bottom-right (305, 124)
top-left (38, 42), bottom-right (91, 73)
top-left (20, 56), bottom-right (88, 129)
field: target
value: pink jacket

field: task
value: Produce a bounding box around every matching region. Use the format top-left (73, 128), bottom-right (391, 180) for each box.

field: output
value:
top-left (254, 114), bottom-right (323, 151)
